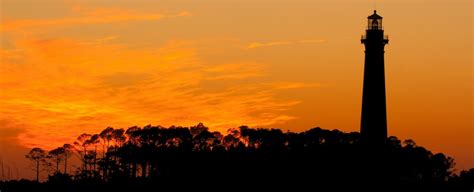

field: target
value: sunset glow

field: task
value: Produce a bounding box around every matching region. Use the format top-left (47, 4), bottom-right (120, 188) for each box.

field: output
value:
top-left (0, 0), bottom-right (472, 179)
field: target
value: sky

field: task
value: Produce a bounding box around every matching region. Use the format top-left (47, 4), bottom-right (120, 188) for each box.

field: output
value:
top-left (0, 0), bottom-right (472, 180)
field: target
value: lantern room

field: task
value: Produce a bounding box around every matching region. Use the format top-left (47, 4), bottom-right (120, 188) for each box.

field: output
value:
top-left (367, 10), bottom-right (383, 30)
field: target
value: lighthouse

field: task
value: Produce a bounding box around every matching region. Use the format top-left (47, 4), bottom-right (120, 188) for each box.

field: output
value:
top-left (360, 10), bottom-right (389, 146)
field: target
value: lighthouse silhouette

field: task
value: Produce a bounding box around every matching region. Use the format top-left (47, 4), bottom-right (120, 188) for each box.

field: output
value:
top-left (360, 10), bottom-right (389, 146)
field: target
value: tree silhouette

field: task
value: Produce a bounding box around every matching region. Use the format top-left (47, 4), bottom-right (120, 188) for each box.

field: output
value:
top-left (8, 124), bottom-right (470, 192)
top-left (25, 148), bottom-right (47, 182)
top-left (73, 133), bottom-right (92, 179)
top-left (62, 144), bottom-right (74, 175)
top-left (48, 147), bottom-right (65, 174)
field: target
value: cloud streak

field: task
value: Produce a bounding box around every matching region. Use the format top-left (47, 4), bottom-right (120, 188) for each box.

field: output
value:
top-left (1, 6), bottom-right (190, 32)
top-left (79, 35), bottom-right (119, 45)
top-left (246, 39), bottom-right (326, 49)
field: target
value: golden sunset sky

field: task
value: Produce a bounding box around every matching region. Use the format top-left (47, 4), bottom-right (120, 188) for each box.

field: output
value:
top-left (0, 0), bottom-right (472, 179)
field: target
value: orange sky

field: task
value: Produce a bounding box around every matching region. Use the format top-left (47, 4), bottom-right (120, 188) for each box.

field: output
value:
top-left (0, 0), bottom-right (472, 180)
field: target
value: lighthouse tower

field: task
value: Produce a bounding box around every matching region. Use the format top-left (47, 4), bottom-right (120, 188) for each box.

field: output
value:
top-left (360, 10), bottom-right (389, 145)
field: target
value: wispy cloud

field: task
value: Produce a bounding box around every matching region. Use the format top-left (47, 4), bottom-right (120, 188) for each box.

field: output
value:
top-left (0, 37), bottom-right (318, 150)
top-left (1, 6), bottom-right (190, 32)
top-left (271, 82), bottom-right (322, 90)
top-left (0, 2), bottom-right (319, 150)
top-left (246, 39), bottom-right (326, 49)
top-left (79, 35), bottom-right (119, 45)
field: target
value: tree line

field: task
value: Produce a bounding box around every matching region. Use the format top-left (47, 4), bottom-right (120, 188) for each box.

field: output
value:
top-left (0, 123), bottom-right (472, 191)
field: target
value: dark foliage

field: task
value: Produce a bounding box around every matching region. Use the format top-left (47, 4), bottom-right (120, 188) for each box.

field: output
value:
top-left (0, 124), bottom-right (472, 192)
